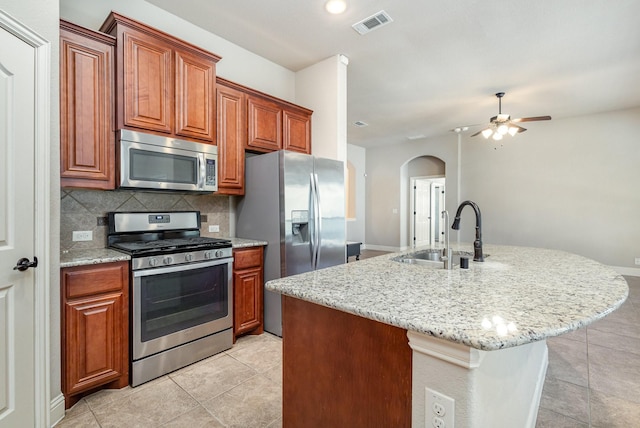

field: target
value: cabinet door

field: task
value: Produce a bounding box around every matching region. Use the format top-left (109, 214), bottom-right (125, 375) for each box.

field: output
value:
top-left (247, 96), bottom-right (282, 152)
top-left (216, 84), bottom-right (246, 194)
top-left (63, 292), bottom-right (126, 396)
top-left (61, 261), bottom-right (129, 405)
top-left (233, 267), bottom-right (263, 336)
top-left (175, 50), bottom-right (216, 142)
top-left (122, 28), bottom-right (173, 133)
top-left (60, 23), bottom-right (115, 189)
top-left (283, 109), bottom-right (312, 154)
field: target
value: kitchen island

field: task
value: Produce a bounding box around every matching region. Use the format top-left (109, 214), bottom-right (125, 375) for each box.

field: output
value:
top-left (266, 243), bottom-right (628, 428)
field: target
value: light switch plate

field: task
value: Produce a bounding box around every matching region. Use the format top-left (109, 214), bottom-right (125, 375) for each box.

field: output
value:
top-left (208, 225), bottom-right (220, 233)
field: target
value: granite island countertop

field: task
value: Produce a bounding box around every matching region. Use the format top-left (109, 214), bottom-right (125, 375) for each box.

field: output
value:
top-left (266, 243), bottom-right (629, 351)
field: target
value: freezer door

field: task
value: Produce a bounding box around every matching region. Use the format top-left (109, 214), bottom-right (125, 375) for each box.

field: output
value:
top-left (314, 157), bottom-right (346, 269)
top-left (282, 151), bottom-right (315, 277)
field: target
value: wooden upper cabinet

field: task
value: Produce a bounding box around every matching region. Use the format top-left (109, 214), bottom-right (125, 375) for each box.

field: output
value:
top-left (60, 20), bottom-right (116, 189)
top-left (246, 94), bottom-right (312, 154)
top-left (100, 12), bottom-right (220, 143)
top-left (283, 108), bottom-right (312, 154)
top-left (247, 95), bottom-right (283, 152)
top-left (216, 80), bottom-right (246, 194)
top-left (121, 28), bottom-right (173, 134)
top-left (175, 49), bottom-right (216, 141)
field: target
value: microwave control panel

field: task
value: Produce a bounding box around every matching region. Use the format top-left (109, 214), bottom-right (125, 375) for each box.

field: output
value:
top-left (206, 159), bottom-right (216, 185)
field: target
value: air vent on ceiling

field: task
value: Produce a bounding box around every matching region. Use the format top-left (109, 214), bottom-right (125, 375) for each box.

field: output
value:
top-left (353, 120), bottom-right (369, 127)
top-left (352, 10), bottom-right (393, 35)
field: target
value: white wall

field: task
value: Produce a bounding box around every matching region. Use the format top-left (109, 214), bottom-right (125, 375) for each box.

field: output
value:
top-left (365, 137), bottom-right (459, 250)
top-left (365, 107), bottom-right (640, 271)
top-left (347, 144), bottom-right (366, 243)
top-left (459, 107), bottom-right (640, 270)
top-left (296, 54), bottom-right (348, 162)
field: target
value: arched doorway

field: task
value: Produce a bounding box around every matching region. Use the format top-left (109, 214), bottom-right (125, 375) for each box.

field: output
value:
top-left (400, 155), bottom-right (446, 249)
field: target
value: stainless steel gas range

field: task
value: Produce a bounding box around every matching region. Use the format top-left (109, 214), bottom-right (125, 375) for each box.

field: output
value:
top-left (107, 211), bottom-right (233, 387)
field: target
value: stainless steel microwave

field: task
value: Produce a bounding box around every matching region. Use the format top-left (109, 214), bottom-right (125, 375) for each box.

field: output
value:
top-left (118, 130), bottom-right (217, 193)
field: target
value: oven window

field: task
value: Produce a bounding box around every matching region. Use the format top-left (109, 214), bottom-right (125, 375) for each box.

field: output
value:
top-left (139, 264), bottom-right (228, 342)
top-left (130, 149), bottom-right (197, 184)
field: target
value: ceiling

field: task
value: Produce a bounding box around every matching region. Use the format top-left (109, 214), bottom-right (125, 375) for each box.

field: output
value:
top-left (146, 1), bottom-right (640, 148)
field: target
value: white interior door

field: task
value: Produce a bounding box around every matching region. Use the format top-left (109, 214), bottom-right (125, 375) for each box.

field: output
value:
top-left (431, 183), bottom-right (446, 244)
top-left (0, 20), bottom-right (38, 428)
top-left (413, 179), bottom-right (431, 247)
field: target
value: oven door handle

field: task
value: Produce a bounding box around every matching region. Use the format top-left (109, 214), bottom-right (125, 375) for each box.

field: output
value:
top-left (133, 257), bottom-right (233, 277)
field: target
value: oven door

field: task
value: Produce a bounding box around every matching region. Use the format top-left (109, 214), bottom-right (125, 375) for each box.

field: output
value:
top-left (132, 257), bottom-right (232, 360)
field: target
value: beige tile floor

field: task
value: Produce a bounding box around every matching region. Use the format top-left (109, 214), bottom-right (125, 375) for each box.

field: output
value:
top-left (56, 251), bottom-right (639, 427)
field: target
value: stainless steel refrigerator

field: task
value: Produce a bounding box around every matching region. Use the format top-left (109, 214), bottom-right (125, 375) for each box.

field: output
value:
top-left (236, 150), bottom-right (346, 336)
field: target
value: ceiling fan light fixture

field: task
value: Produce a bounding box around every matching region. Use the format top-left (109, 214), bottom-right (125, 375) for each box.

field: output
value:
top-left (325, 0), bottom-right (347, 14)
top-left (497, 124), bottom-right (509, 135)
top-left (492, 132), bottom-right (503, 141)
top-left (507, 126), bottom-right (519, 136)
top-left (481, 128), bottom-right (493, 139)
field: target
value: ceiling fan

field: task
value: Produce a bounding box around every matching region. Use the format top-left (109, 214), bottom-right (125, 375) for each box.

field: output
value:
top-left (471, 92), bottom-right (551, 140)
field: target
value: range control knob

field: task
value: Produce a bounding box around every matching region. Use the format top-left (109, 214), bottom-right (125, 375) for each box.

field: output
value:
top-left (204, 251), bottom-right (213, 260)
top-left (163, 256), bottom-right (174, 265)
top-left (185, 253), bottom-right (193, 262)
top-left (215, 250), bottom-right (223, 258)
top-left (148, 258), bottom-right (159, 267)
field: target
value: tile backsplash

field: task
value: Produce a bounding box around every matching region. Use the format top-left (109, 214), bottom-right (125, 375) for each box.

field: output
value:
top-left (61, 188), bottom-right (230, 252)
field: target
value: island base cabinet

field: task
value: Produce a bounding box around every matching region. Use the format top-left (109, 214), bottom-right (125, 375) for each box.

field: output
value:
top-left (61, 261), bottom-right (129, 409)
top-left (282, 296), bottom-right (412, 428)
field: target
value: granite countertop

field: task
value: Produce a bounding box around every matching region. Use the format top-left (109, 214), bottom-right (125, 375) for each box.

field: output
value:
top-left (228, 237), bottom-right (268, 248)
top-left (265, 243), bottom-right (629, 351)
top-left (60, 248), bottom-right (130, 268)
top-left (60, 237), bottom-right (267, 268)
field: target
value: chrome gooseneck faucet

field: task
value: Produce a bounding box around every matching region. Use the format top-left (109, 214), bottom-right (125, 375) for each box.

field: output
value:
top-left (451, 200), bottom-right (484, 262)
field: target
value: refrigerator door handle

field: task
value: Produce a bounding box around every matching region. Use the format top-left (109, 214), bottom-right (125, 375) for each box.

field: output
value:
top-left (309, 173), bottom-right (319, 270)
top-left (313, 173), bottom-right (322, 265)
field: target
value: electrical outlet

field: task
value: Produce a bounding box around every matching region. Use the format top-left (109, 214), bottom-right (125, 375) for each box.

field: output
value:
top-left (433, 417), bottom-right (445, 428)
top-left (426, 387), bottom-right (454, 428)
top-left (72, 230), bottom-right (93, 241)
top-left (208, 225), bottom-right (220, 233)
top-left (635, 257), bottom-right (640, 266)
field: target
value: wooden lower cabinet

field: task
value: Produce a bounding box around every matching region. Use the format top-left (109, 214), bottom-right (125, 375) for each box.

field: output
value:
top-left (282, 296), bottom-right (412, 428)
top-left (61, 261), bottom-right (129, 409)
top-left (233, 247), bottom-right (264, 339)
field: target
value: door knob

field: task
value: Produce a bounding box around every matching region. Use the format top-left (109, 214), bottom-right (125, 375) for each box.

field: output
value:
top-left (13, 257), bottom-right (38, 271)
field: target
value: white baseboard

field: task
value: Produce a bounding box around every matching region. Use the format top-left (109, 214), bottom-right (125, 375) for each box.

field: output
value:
top-left (610, 265), bottom-right (640, 277)
top-left (50, 393), bottom-right (65, 427)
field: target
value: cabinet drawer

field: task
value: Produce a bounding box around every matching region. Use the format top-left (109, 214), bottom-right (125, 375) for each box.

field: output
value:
top-left (233, 247), bottom-right (263, 269)
top-left (63, 262), bottom-right (128, 299)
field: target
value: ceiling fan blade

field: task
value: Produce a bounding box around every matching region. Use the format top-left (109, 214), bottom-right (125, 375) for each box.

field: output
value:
top-left (511, 115), bottom-right (552, 123)
top-left (510, 123), bottom-right (527, 133)
top-left (470, 128), bottom-right (488, 137)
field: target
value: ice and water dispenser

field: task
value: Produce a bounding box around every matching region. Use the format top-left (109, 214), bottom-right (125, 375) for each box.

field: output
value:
top-left (291, 210), bottom-right (309, 244)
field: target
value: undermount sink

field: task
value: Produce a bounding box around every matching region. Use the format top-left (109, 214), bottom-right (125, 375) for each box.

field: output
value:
top-left (392, 249), bottom-right (480, 268)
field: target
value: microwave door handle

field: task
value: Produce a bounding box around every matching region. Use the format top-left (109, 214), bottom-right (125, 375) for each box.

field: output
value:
top-left (197, 154), bottom-right (205, 190)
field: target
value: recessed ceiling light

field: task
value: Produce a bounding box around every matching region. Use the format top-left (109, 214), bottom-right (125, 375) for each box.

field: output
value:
top-left (325, 0), bottom-right (347, 14)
